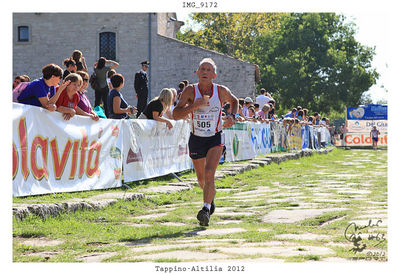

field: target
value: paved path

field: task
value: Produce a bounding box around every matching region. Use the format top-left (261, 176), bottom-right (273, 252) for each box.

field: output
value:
top-left (13, 148), bottom-right (387, 262)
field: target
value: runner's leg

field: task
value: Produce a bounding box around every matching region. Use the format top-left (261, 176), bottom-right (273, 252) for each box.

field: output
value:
top-left (203, 145), bottom-right (224, 204)
top-left (192, 158), bottom-right (206, 189)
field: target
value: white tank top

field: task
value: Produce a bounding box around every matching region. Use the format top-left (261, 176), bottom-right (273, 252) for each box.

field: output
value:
top-left (191, 83), bottom-right (223, 137)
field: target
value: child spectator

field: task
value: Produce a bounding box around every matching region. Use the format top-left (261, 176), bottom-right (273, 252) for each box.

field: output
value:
top-left (163, 88), bottom-right (178, 119)
top-left (56, 73), bottom-right (88, 120)
top-left (17, 63), bottom-right (66, 111)
top-left (76, 71), bottom-right (99, 121)
top-left (107, 73), bottom-right (136, 119)
top-left (139, 88), bottom-right (174, 130)
top-left (62, 58), bottom-right (77, 79)
top-left (13, 75), bottom-right (26, 89)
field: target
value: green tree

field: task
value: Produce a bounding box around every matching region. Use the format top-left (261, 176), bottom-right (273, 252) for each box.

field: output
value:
top-left (252, 13), bottom-right (378, 114)
top-left (177, 13), bottom-right (284, 60)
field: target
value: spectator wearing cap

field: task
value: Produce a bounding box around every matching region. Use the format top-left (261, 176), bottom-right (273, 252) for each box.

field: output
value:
top-left (256, 88), bottom-right (271, 107)
top-left (243, 97), bottom-right (253, 117)
top-left (134, 60), bottom-right (150, 118)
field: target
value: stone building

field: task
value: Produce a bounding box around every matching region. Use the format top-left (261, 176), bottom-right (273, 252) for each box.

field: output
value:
top-left (13, 13), bottom-right (260, 105)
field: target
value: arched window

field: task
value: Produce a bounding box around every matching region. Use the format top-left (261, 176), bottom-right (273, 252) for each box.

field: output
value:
top-left (99, 32), bottom-right (116, 60)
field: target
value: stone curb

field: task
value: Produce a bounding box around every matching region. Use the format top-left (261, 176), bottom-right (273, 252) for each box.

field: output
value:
top-left (12, 147), bottom-right (333, 220)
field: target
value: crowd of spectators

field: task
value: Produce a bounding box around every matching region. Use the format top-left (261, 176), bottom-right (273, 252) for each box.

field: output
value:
top-left (221, 87), bottom-right (334, 145)
top-left (12, 51), bottom-right (334, 140)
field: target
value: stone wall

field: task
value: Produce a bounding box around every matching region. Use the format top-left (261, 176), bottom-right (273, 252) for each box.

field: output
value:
top-left (13, 13), bottom-right (257, 108)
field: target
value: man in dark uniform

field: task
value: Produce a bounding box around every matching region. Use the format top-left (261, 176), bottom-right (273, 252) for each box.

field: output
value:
top-left (134, 61), bottom-right (149, 118)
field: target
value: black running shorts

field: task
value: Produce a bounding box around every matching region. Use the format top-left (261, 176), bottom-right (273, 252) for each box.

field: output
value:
top-left (188, 131), bottom-right (225, 160)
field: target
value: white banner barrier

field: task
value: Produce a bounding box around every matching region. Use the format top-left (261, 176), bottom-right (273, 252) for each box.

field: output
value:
top-left (12, 103), bottom-right (123, 197)
top-left (122, 119), bottom-right (192, 182)
top-left (250, 122), bottom-right (271, 156)
top-left (12, 104), bottom-right (335, 196)
top-left (223, 122), bottom-right (256, 162)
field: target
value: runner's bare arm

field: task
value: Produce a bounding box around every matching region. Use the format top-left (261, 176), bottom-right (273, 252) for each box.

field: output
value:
top-left (173, 85), bottom-right (208, 120)
top-left (219, 85), bottom-right (238, 128)
top-left (220, 85), bottom-right (239, 115)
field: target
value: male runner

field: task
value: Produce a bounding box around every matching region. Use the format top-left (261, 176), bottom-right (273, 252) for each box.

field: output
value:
top-left (173, 58), bottom-right (238, 226)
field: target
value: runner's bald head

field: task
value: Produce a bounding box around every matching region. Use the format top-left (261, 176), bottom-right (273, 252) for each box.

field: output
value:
top-left (199, 58), bottom-right (217, 73)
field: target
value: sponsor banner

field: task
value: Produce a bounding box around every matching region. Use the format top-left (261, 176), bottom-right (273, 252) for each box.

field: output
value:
top-left (310, 126), bottom-right (320, 149)
top-left (12, 103), bottom-right (123, 197)
top-left (347, 120), bottom-right (388, 133)
top-left (224, 122), bottom-right (255, 162)
top-left (347, 104), bottom-right (387, 120)
top-left (287, 125), bottom-right (302, 151)
top-left (302, 125), bottom-right (310, 149)
top-left (122, 119), bottom-right (192, 182)
top-left (270, 123), bottom-right (286, 152)
top-left (344, 132), bottom-right (388, 146)
top-left (250, 122), bottom-right (271, 156)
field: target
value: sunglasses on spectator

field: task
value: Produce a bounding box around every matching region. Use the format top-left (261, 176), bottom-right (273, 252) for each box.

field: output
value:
top-left (83, 78), bottom-right (89, 82)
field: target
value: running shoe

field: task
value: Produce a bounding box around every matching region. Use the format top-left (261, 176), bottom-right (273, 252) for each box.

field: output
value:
top-left (210, 200), bottom-right (215, 215)
top-left (197, 207), bottom-right (210, 226)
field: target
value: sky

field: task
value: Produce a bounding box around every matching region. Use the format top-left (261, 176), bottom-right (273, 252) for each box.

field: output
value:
top-left (176, 11), bottom-right (390, 104)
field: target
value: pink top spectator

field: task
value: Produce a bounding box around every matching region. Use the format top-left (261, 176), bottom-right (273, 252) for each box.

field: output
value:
top-left (77, 91), bottom-right (93, 114)
top-left (257, 110), bottom-right (268, 119)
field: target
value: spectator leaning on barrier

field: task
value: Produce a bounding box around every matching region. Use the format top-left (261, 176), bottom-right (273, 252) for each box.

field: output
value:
top-left (296, 110), bottom-right (304, 120)
top-left (243, 97), bottom-right (253, 117)
top-left (163, 88), bottom-right (178, 120)
top-left (284, 108), bottom-right (297, 118)
top-left (76, 71), bottom-right (99, 121)
top-left (56, 73), bottom-right (92, 121)
top-left (258, 104), bottom-right (270, 119)
top-left (17, 64), bottom-right (64, 111)
top-left (13, 75), bottom-right (27, 89)
top-left (248, 106), bottom-right (257, 122)
top-left (107, 73), bottom-right (136, 119)
top-left (139, 88), bottom-right (174, 130)
top-left (22, 75), bottom-right (31, 82)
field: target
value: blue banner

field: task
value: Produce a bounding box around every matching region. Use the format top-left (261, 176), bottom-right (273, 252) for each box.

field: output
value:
top-left (347, 104), bottom-right (387, 120)
top-left (302, 125), bottom-right (309, 149)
